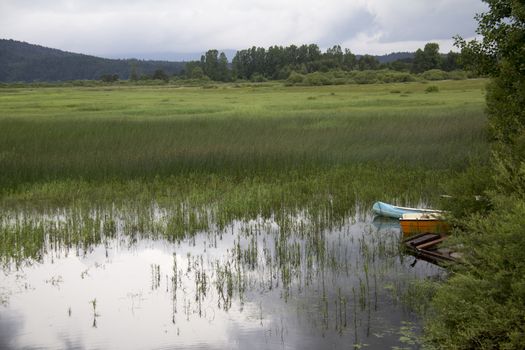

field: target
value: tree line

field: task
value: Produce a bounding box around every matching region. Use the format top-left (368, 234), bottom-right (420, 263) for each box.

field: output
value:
top-left (179, 43), bottom-right (462, 82)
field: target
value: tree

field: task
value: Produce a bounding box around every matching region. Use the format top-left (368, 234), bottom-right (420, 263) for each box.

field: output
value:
top-left (217, 52), bottom-right (230, 81)
top-left (441, 51), bottom-right (461, 71)
top-left (325, 45), bottom-right (344, 67)
top-left (343, 49), bottom-right (356, 70)
top-left (456, 1), bottom-right (525, 145)
top-left (152, 69), bottom-right (169, 82)
top-left (307, 44), bottom-right (322, 62)
top-left (388, 59), bottom-right (412, 72)
top-left (191, 66), bottom-right (204, 79)
top-left (425, 2), bottom-right (525, 348)
top-left (412, 43), bottom-right (442, 73)
top-left (184, 61), bottom-right (203, 79)
top-left (129, 63), bottom-right (139, 81)
top-left (202, 49), bottom-right (222, 81)
top-left (357, 55), bottom-right (379, 70)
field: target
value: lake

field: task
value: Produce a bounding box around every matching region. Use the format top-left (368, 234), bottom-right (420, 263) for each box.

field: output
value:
top-left (0, 207), bottom-right (442, 349)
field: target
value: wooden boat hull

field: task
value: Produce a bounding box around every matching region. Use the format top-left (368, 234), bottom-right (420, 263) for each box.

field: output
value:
top-left (400, 218), bottom-right (449, 236)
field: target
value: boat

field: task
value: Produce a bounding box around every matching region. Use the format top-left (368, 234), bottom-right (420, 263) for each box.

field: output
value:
top-left (372, 216), bottom-right (400, 231)
top-left (371, 201), bottom-right (442, 219)
top-left (399, 212), bottom-right (449, 236)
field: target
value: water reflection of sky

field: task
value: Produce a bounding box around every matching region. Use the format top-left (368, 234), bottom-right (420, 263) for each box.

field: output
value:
top-left (0, 216), bottom-right (442, 349)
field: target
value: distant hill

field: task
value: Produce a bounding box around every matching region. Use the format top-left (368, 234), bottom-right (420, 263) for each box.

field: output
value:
top-left (104, 49), bottom-right (238, 62)
top-left (373, 52), bottom-right (414, 64)
top-left (0, 39), bottom-right (185, 82)
top-left (354, 52), bottom-right (414, 64)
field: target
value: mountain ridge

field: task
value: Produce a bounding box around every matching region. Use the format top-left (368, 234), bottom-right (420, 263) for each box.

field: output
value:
top-left (0, 39), bottom-right (185, 82)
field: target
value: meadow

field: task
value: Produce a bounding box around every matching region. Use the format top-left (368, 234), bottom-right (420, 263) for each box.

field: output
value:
top-left (0, 79), bottom-right (487, 207)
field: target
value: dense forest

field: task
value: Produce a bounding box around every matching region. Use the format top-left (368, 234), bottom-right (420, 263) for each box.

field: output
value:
top-left (0, 39), bottom-right (184, 82)
top-left (0, 39), bottom-right (463, 83)
top-left (184, 43), bottom-right (462, 81)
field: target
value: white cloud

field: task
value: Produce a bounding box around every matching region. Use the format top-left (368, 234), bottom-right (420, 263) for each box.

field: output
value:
top-left (0, 0), bottom-right (487, 56)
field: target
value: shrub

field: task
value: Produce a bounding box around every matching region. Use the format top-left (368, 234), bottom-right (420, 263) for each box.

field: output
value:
top-left (277, 66), bottom-right (292, 80)
top-left (286, 71), bottom-right (305, 85)
top-left (422, 69), bottom-right (448, 81)
top-left (392, 72), bottom-right (417, 82)
top-left (304, 72), bottom-right (333, 86)
top-left (352, 71), bottom-right (378, 84)
top-left (447, 70), bottom-right (468, 80)
top-left (100, 74), bottom-right (119, 83)
top-left (425, 85), bottom-right (440, 93)
top-left (250, 73), bottom-right (267, 83)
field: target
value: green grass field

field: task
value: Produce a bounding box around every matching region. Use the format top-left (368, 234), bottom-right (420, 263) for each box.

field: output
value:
top-left (0, 79), bottom-right (488, 217)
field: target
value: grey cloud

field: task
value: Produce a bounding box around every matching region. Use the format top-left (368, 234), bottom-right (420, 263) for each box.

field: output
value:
top-left (366, 0), bottom-right (487, 43)
top-left (0, 0), bottom-right (487, 56)
top-left (317, 8), bottom-right (378, 48)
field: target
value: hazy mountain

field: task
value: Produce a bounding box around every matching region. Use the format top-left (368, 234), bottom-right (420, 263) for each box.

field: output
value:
top-left (0, 39), bottom-right (185, 82)
top-left (102, 49), bottom-right (237, 62)
top-left (355, 52), bottom-right (414, 63)
top-left (373, 52), bottom-right (414, 63)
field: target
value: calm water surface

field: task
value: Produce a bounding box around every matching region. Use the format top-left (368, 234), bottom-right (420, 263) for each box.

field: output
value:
top-left (0, 209), bottom-right (442, 349)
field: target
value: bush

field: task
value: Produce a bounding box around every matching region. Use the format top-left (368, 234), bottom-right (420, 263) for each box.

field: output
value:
top-left (276, 66), bottom-right (292, 80)
top-left (422, 69), bottom-right (448, 81)
top-left (352, 71), bottom-right (379, 84)
top-left (304, 72), bottom-right (333, 86)
top-left (250, 73), bottom-right (267, 83)
top-left (286, 71), bottom-right (305, 85)
top-left (447, 70), bottom-right (468, 80)
top-left (425, 194), bottom-right (525, 349)
top-left (391, 72), bottom-right (417, 82)
top-left (100, 74), bottom-right (119, 83)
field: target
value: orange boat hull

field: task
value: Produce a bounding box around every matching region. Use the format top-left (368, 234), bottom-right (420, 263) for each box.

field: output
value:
top-left (400, 219), bottom-right (449, 236)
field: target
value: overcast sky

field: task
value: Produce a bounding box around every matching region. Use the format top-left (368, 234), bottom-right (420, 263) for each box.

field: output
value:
top-left (1, 0), bottom-right (487, 58)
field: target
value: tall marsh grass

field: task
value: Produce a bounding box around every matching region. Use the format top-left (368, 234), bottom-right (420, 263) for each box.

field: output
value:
top-left (0, 111), bottom-right (486, 186)
top-left (0, 79), bottom-right (488, 217)
top-left (0, 80), bottom-right (487, 185)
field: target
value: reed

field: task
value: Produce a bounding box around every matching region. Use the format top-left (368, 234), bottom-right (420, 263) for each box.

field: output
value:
top-left (0, 80), bottom-right (487, 192)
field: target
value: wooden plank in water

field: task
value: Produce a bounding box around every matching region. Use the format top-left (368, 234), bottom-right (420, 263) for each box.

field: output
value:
top-left (402, 232), bottom-right (429, 242)
top-left (417, 248), bottom-right (457, 262)
top-left (416, 237), bottom-right (446, 250)
top-left (406, 233), bottom-right (440, 247)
